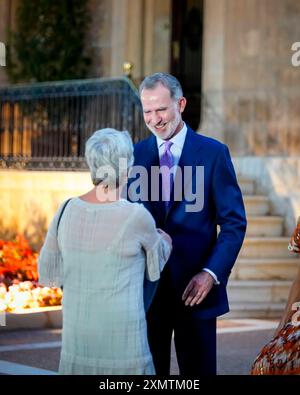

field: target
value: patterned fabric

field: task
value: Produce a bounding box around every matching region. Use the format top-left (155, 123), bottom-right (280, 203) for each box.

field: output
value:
top-left (38, 198), bottom-right (171, 375)
top-left (288, 216), bottom-right (300, 252)
top-left (251, 219), bottom-right (300, 376)
top-left (160, 141), bottom-right (174, 208)
top-left (251, 318), bottom-right (300, 375)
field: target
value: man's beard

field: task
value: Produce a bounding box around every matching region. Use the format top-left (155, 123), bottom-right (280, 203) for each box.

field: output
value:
top-left (146, 111), bottom-right (182, 140)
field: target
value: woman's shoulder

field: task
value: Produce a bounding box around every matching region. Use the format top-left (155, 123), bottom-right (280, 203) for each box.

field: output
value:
top-left (123, 201), bottom-right (153, 222)
top-left (59, 198), bottom-right (152, 223)
top-left (133, 205), bottom-right (157, 231)
top-left (126, 201), bottom-right (149, 213)
top-left (53, 198), bottom-right (73, 219)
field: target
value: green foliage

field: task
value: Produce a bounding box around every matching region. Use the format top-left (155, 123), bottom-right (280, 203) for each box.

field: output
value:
top-left (7, 0), bottom-right (91, 82)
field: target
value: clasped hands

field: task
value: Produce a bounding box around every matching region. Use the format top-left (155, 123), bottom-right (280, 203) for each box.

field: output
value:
top-left (182, 271), bottom-right (215, 307)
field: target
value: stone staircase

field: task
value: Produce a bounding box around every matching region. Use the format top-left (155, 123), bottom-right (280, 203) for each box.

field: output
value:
top-left (226, 177), bottom-right (299, 318)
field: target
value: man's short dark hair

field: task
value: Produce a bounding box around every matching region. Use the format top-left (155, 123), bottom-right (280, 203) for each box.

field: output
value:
top-left (139, 73), bottom-right (183, 101)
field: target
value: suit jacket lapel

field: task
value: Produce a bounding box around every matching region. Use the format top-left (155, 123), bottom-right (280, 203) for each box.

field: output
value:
top-left (138, 134), bottom-right (159, 169)
top-left (141, 135), bottom-right (165, 219)
top-left (166, 126), bottom-right (203, 217)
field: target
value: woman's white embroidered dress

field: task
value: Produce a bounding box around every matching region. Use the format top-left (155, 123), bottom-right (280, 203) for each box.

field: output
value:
top-left (38, 198), bottom-right (171, 375)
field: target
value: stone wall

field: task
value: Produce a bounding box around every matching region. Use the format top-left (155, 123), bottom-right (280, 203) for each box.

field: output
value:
top-left (201, 0), bottom-right (300, 156)
top-left (85, 0), bottom-right (113, 78)
top-left (0, 0), bottom-right (18, 86)
top-left (1, 158), bottom-right (300, 251)
top-left (0, 170), bottom-right (91, 250)
top-left (109, 0), bottom-right (171, 83)
top-left (2, 0), bottom-right (300, 156)
top-left (233, 156), bottom-right (300, 233)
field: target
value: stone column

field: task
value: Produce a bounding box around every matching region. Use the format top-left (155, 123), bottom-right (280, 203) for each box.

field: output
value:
top-left (111, 0), bottom-right (145, 82)
top-left (0, 0), bottom-right (18, 85)
top-left (143, 0), bottom-right (171, 78)
top-left (86, 0), bottom-right (113, 78)
top-left (200, 0), bottom-right (226, 141)
top-left (0, 1), bottom-right (8, 84)
top-left (110, 0), bottom-right (171, 84)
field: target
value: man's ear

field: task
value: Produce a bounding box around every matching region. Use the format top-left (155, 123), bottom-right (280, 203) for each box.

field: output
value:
top-left (178, 97), bottom-right (187, 113)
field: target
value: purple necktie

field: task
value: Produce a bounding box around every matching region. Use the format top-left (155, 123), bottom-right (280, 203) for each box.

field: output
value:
top-left (160, 141), bottom-right (174, 208)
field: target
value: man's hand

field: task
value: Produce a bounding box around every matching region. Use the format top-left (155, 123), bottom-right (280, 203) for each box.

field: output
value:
top-left (182, 271), bottom-right (214, 306)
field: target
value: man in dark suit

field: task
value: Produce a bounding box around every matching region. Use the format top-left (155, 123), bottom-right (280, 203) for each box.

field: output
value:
top-left (128, 73), bottom-right (247, 375)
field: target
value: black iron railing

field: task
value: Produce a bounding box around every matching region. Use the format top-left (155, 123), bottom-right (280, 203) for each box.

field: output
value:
top-left (0, 77), bottom-right (149, 170)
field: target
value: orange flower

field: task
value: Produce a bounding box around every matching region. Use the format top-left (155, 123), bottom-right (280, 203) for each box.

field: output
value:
top-left (0, 235), bottom-right (38, 283)
top-left (0, 236), bottom-right (62, 311)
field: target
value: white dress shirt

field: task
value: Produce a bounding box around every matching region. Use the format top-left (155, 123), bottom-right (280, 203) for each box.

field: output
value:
top-left (155, 123), bottom-right (220, 285)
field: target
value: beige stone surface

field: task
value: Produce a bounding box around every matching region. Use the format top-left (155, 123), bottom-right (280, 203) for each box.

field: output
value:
top-left (0, 307), bottom-right (62, 332)
top-left (144, 0), bottom-right (171, 77)
top-left (230, 169), bottom-right (299, 318)
top-left (238, 177), bottom-right (256, 195)
top-left (246, 216), bottom-right (283, 237)
top-left (2, 0), bottom-right (300, 156)
top-left (228, 280), bottom-right (292, 303)
top-left (0, 170), bottom-right (91, 250)
top-left (244, 195), bottom-right (270, 216)
top-left (0, 0), bottom-right (15, 85)
top-left (86, 0), bottom-right (113, 78)
top-left (110, 0), bottom-right (171, 82)
top-left (226, 302), bottom-right (286, 318)
top-left (234, 156), bottom-right (300, 234)
top-left (232, 258), bottom-right (298, 280)
top-left (201, 0), bottom-right (300, 155)
top-left (239, 237), bottom-right (292, 258)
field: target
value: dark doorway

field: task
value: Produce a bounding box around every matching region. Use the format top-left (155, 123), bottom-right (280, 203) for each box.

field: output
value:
top-left (171, 0), bottom-right (203, 130)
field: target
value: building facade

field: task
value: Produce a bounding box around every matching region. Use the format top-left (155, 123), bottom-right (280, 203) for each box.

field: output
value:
top-left (1, 0), bottom-right (300, 156)
top-left (1, 1), bottom-right (300, 318)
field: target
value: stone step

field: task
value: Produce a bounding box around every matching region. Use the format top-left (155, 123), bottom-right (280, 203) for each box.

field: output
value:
top-left (228, 280), bottom-right (291, 304)
top-left (231, 258), bottom-right (299, 280)
top-left (225, 302), bottom-right (285, 319)
top-left (239, 237), bottom-right (292, 258)
top-left (0, 307), bottom-right (62, 332)
top-left (246, 216), bottom-right (284, 237)
top-left (238, 177), bottom-right (255, 195)
top-left (244, 196), bottom-right (270, 216)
